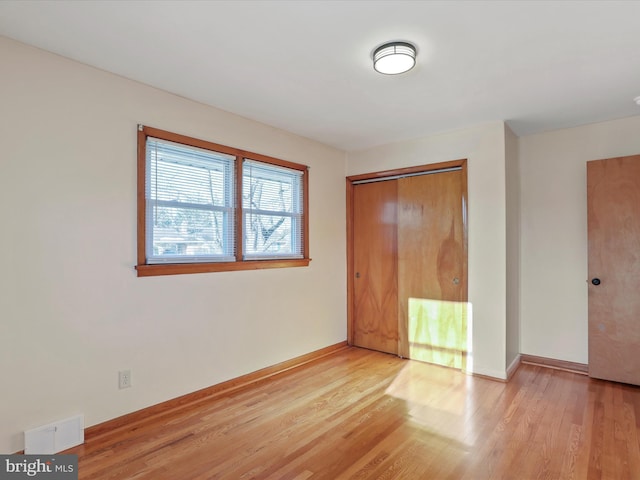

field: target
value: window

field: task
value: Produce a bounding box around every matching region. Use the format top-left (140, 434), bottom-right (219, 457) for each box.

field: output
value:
top-left (136, 125), bottom-right (309, 276)
top-left (145, 138), bottom-right (236, 264)
top-left (243, 160), bottom-right (304, 260)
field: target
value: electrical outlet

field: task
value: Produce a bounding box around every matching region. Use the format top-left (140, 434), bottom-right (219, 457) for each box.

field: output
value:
top-left (118, 370), bottom-right (132, 389)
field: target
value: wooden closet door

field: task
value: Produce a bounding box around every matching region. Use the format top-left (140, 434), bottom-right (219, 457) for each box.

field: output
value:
top-left (588, 154), bottom-right (640, 385)
top-left (397, 171), bottom-right (467, 368)
top-left (352, 181), bottom-right (398, 354)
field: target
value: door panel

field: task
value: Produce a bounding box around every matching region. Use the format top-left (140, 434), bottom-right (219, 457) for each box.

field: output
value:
top-left (397, 171), bottom-right (467, 367)
top-left (352, 181), bottom-right (398, 354)
top-left (588, 154), bottom-right (640, 385)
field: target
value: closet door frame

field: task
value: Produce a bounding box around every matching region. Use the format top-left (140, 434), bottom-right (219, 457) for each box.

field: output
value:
top-left (346, 159), bottom-right (468, 350)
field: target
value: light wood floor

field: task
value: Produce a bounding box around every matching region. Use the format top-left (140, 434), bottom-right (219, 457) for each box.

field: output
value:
top-left (68, 347), bottom-right (640, 479)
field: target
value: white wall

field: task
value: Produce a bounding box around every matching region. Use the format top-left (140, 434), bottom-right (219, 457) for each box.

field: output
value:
top-left (519, 115), bottom-right (640, 364)
top-left (347, 122), bottom-right (508, 379)
top-left (505, 124), bottom-right (520, 369)
top-left (0, 36), bottom-right (347, 453)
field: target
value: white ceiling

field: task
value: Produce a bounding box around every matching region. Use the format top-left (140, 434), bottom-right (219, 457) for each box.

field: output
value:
top-left (1, 0), bottom-right (639, 151)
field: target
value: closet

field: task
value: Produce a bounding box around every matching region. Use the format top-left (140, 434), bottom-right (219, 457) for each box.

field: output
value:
top-left (347, 160), bottom-right (468, 369)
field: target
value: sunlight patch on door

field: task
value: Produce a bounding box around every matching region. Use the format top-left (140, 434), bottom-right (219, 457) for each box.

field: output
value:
top-left (408, 298), bottom-right (470, 371)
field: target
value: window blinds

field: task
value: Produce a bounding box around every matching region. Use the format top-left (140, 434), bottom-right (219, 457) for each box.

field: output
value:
top-left (242, 159), bottom-right (304, 260)
top-left (145, 137), bottom-right (236, 263)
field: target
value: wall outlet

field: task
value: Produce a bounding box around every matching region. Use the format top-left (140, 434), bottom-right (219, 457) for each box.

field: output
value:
top-left (118, 370), bottom-right (132, 389)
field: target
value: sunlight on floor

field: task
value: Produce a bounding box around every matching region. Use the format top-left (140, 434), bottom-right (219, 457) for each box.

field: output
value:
top-left (387, 300), bottom-right (477, 447)
top-left (384, 359), bottom-right (478, 448)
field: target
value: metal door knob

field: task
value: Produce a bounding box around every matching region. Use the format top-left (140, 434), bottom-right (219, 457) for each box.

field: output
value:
top-left (591, 278), bottom-right (601, 285)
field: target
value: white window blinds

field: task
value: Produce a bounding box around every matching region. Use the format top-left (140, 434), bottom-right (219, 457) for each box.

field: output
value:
top-left (145, 137), bottom-right (236, 263)
top-left (242, 159), bottom-right (304, 260)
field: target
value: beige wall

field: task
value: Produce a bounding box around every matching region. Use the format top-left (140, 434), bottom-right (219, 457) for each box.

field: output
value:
top-left (0, 37), bottom-right (347, 453)
top-left (347, 122), bottom-right (508, 379)
top-left (519, 115), bottom-right (640, 364)
top-left (505, 124), bottom-right (520, 369)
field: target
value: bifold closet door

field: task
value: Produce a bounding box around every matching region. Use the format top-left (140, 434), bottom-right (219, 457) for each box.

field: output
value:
top-left (352, 180), bottom-right (399, 354)
top-left (588, 154), bottom-right (640, 386)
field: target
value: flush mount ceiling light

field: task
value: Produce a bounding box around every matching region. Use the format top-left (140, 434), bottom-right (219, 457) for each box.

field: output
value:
top-left (635, 96), bottom-right (640, 106)
top-left (373, 41), bottom-right (417, 75)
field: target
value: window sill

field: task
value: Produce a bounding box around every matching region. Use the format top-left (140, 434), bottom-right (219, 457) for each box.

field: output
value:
top-left (135, 258), bottom-right (311, 277)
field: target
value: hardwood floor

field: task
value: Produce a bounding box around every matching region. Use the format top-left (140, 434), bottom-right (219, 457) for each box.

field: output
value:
top-left (67, 347), bottom-right (640, 479)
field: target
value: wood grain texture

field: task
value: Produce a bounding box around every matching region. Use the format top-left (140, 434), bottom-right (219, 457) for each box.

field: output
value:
top-left (587, 154), bottom-right (640, 386)
top-left (84, 342), bottom-right (347, 440)
top-left (346, 178), bottom-right (356, 346)
top-left (136, 127), bottom-right (147, 266)
top-left (352, 181), bottom-right (399, 354)
top-left (135, 258), bottom-right (311, 276)
top-left (346, 160), bottom-right (467, 352)
top-left (397, 170), bottom-right (467, 366)
top-left (346, 159), bottom-right (466, 183)
top-left (62, 347), bottom-right (640, 479)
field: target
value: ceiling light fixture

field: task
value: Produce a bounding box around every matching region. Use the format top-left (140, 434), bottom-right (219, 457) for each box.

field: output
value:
top-left (635, 96), bottom-right (640, 106)
top-left (373, 41), bottom-right (417, 75)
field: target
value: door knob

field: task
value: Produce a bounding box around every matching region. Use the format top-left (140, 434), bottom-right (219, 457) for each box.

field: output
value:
top-left (452, 277), bottom-right (460, 285)
top-left (591, 278), bottom-right (601, 285)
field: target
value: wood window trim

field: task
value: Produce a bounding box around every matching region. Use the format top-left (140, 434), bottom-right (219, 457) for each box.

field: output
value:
top-left (136, 125), bottom-right (310, 277)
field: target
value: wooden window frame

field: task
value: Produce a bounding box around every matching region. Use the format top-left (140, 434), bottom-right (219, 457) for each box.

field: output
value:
top-left (136, 125), bottom-right (310, 277)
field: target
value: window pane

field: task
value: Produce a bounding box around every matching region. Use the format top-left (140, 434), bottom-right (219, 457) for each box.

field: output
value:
top-left (244, 213), bottom-right (302, 258)
top-left (146, 138), bottom-right (235, 263)
top-left (148, 139), bottom-right (233, 207)
top-left (149, 206), bottom-right (234, 262)
top-left (151, 160), bottom-right (227, 206)
top-left (243, 160), bottom-right (303, 259)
